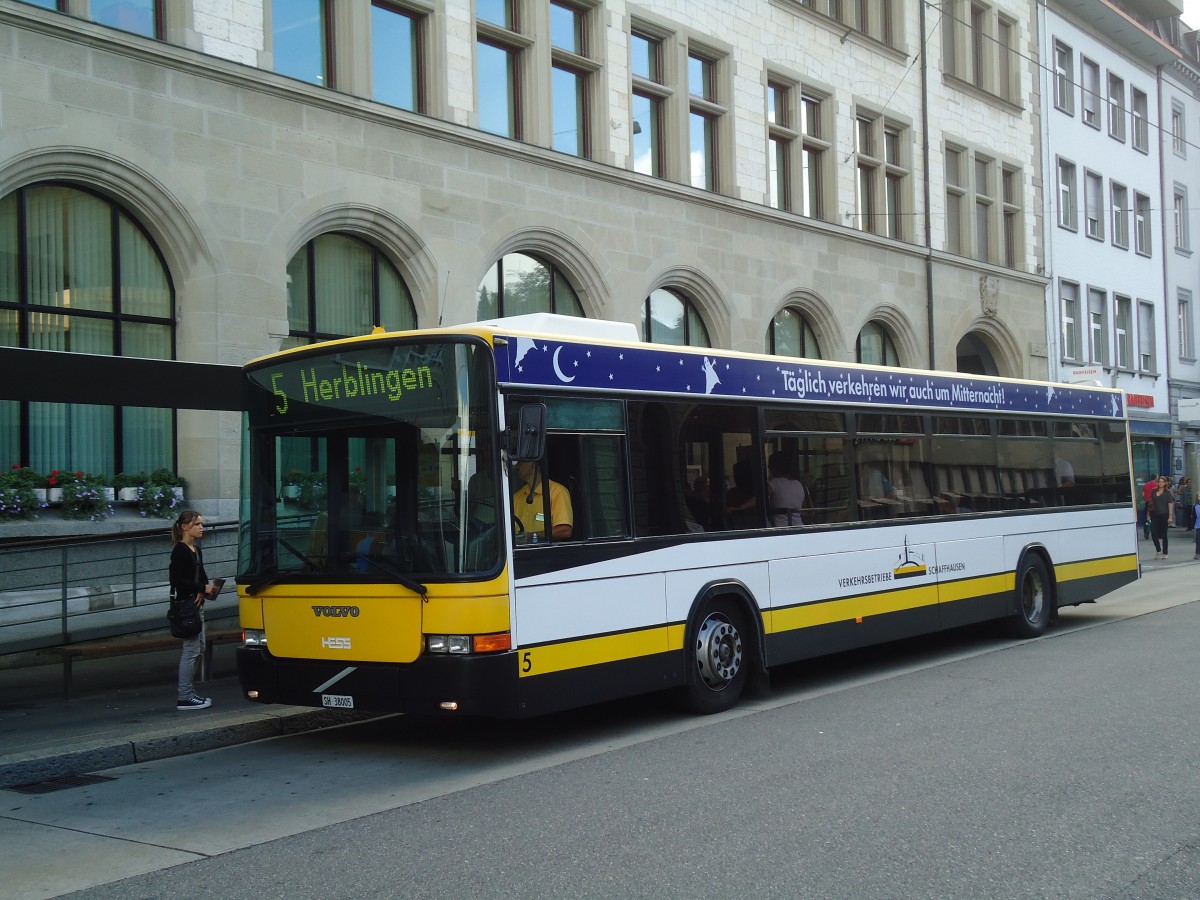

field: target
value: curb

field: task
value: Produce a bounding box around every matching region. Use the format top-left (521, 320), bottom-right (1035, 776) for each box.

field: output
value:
top-left (0, 708), bottom-right (384, 790)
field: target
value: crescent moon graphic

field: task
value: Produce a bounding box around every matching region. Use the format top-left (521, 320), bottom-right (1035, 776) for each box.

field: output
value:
top-left (552, 346), bottom-right (576, 383)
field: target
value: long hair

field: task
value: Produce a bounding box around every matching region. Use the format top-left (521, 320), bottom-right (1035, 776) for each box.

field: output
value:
top-left (172, 509), bottom-right (201, 544)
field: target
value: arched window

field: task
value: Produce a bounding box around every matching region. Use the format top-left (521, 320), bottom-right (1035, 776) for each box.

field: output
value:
top-left (766, 306), bottom-right (822, 358)
top-left (643, 288), bottom-right (711, 347)
top-left (0, 183), bottom-right (175, 477)
top-left (285, 233), bottom-right (417, 348)
top-left (476, 252), bottom-right (583, 320)
top-left (856, 321), bottom-right (899, 367)
top-left (956, 333), bottom-right (999, 376)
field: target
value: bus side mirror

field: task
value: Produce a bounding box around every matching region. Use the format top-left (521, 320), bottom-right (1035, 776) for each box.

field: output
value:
top-left (514, 404), bottom-right (546, 461)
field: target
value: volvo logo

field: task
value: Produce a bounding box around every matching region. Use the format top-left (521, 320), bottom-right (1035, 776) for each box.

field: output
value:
top-left (312, 605), bottom-right (360, 618)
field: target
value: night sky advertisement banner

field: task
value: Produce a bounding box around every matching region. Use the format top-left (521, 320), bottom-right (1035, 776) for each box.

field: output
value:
top-left (496, 335), bottom-right (1124, 420)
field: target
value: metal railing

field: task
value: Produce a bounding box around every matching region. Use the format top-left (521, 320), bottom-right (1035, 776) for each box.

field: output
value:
top-left (0, 523), bottom-right (239, 657)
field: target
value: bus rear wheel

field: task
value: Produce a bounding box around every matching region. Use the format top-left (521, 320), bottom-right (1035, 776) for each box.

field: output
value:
top-left (681, 599), bottom-right (748, 714)
top-left (1008, 554), bottom-right (1052, 639)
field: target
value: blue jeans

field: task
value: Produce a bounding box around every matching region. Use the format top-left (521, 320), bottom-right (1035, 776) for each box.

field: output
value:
top-left (178, 612), bottom-right (206, 701)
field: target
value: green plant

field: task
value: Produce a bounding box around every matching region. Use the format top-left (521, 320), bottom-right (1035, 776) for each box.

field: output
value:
top-left (46, 469), bottom-right (76, 490)
top-left (297, 471), bottom-right (327, 511)
top-left (146, 467), bottom-right (184, 488)
top-left (7, 465), bottom-right (44, 491)
top-left (62, 472), bottom-right (111, 521)
top-left (112, 471), bottom-right (148, 491)
top-left (0, 465), bottom-right (43, 520)
top-left (138, 469), bottom-right (185, 519)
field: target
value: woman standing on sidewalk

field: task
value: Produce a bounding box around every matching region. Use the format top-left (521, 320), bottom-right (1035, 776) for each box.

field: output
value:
top-left (170, 510), bottom-right (216, 710)
top-left (1149, 476), bottom-right (1175, 560)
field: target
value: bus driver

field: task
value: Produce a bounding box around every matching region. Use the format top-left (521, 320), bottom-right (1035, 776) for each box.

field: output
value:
top-left (512, 459), bottom-right (573, 542)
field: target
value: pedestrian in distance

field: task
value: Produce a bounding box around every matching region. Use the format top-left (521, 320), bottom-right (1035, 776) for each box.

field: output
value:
top-left (1149, 476), bottom-right (1174, 560)
top-left (170, 509), bottom-right (217, 710)
top-left (1141, 473), bottom-right (1156, 540)
top-left (1194, 495), bottom-right (1200, 559)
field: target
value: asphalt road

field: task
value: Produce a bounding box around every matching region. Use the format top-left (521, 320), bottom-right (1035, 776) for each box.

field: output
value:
top-left (2, 571), bottom-right (1198, 899)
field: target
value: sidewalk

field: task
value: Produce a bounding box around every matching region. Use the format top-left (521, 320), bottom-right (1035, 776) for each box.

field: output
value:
top-left (0, 530), bottom-right (1193, 791)
top-left (0, 642), bottom-right (378, 790)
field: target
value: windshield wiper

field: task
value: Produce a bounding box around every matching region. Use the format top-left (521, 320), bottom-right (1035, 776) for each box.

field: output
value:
top-left (246, 572), bottom-right (283, 597)
top-left (360, 554), bottom-right (429, 601)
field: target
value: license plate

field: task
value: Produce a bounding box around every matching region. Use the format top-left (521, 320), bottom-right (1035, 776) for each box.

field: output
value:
top-left (321, 694), bottom-right (354, 709)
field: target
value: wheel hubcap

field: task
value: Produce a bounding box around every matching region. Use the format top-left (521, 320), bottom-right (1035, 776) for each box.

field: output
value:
top-left (1022, 569), bottom-right (1045, 622)
top-left (695, 614), bottom-right (743, 689)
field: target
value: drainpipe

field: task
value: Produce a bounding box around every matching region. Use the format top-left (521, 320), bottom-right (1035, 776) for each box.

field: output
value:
top-left (920, 0), bottom-right (936, 370)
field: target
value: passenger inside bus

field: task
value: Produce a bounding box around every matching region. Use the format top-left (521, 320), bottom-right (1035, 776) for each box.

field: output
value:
top-left (767, 451), bottom-right (807, 526)
top-left (686, 474), bottom-right (713, 529)
top-left (512, 459), bottom-right (573, 542)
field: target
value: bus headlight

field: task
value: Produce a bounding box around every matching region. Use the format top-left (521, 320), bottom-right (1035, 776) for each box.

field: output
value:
top-left (427, 634), bottom-right (473, 654)
top-left (426, 633), bottom-right (511, 654)
top-left (244, 629), bottom-right (267, 646)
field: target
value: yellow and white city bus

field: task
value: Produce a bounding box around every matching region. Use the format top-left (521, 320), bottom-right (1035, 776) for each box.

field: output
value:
top-left (235, 314), bottom-right (1138, 717)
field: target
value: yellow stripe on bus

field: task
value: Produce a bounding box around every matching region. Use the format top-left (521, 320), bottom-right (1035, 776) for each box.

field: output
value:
top-left (1055, 553), bottom-right (1138, 583)
top-left (768, 583), bottom-right (941, 634)
top-left (937, 572), bottom-right (1013, 603)
top-left (520, 624), bottom-right (686, 678)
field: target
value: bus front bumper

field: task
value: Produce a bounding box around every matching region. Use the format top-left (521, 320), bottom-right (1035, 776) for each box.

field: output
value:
top-left (236, 646), bottom-right (522, 718)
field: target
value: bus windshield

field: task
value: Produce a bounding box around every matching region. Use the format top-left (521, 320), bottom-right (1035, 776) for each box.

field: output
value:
top-left (238, 339), bottom-right (502, 581)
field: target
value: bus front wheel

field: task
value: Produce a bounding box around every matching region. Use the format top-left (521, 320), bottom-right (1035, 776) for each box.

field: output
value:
top-left (1008, 554), bottom-right (1053, 639)
top-left (681, 599), bottom-right (748, 714)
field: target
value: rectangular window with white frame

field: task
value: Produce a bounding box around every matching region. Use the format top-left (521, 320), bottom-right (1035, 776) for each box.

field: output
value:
top-left (1171, 102), bottom-right (1186, 156)
top-left (1174, 187), bottom-right (1190, 252)
top-left (1080, 57), bottom-right (1101, 129)
top-left (1088, 287), bottom-right (1108, 366)
top-left (1054, 40), bottom-right (1074, 114)
top-left (1115, 294), bottom-right (1132, 369)
top-left (1179, 290), bottom-right (1194, 360)
top-left (1135, 192), bottom-right (1151, 256)
top-left (1138, 300), bottom-right (1155, 373)
top-left (1111, 182), bottom-right (1129, 248)
top-left (1131, 88), bottom-right (1148, 153)
top-left (1057, 158), bottom-right (1077, 231)
top-left (1061, 280), bottom-right (1080, 361)
top-left (1108, 73), bottom-right (1125, 142)
top-left (1084, 170), bottom-right (1104, 241)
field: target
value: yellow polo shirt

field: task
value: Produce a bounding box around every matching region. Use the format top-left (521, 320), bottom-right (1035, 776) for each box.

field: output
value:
top-left (513, 477), bottom-right (573, 540)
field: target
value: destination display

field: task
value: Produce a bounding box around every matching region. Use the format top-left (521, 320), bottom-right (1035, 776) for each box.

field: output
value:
top-left (246, 343), bottom-right (460, 425)
top-left (496, 335), bottom-right (1123, 419)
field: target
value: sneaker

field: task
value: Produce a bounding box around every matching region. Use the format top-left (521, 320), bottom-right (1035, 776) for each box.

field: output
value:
top-left (1154, 553), bottom-right (1162, 560)
top-left (177, 696), bottom-right (211, 711)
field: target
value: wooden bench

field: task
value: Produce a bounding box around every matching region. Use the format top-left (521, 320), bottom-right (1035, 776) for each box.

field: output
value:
top-left (51, 625), bottom-right (243, 700)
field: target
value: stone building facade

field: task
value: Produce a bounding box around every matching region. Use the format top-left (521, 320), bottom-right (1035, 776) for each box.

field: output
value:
top-left (0, 0), bottom-right (1165, 520)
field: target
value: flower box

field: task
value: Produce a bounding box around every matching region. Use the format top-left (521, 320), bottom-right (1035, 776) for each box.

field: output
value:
top-left (117, 487), bottom-right (139, 503)
top-left (48, 488), bottom-right (63, 505)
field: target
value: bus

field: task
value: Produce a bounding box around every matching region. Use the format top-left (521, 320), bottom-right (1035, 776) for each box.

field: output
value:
top-left (235, 314), bottom-right (1138, 717)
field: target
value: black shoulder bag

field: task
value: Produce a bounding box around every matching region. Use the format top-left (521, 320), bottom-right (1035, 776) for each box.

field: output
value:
top-left (167, 547), bottom-right (204, 639)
